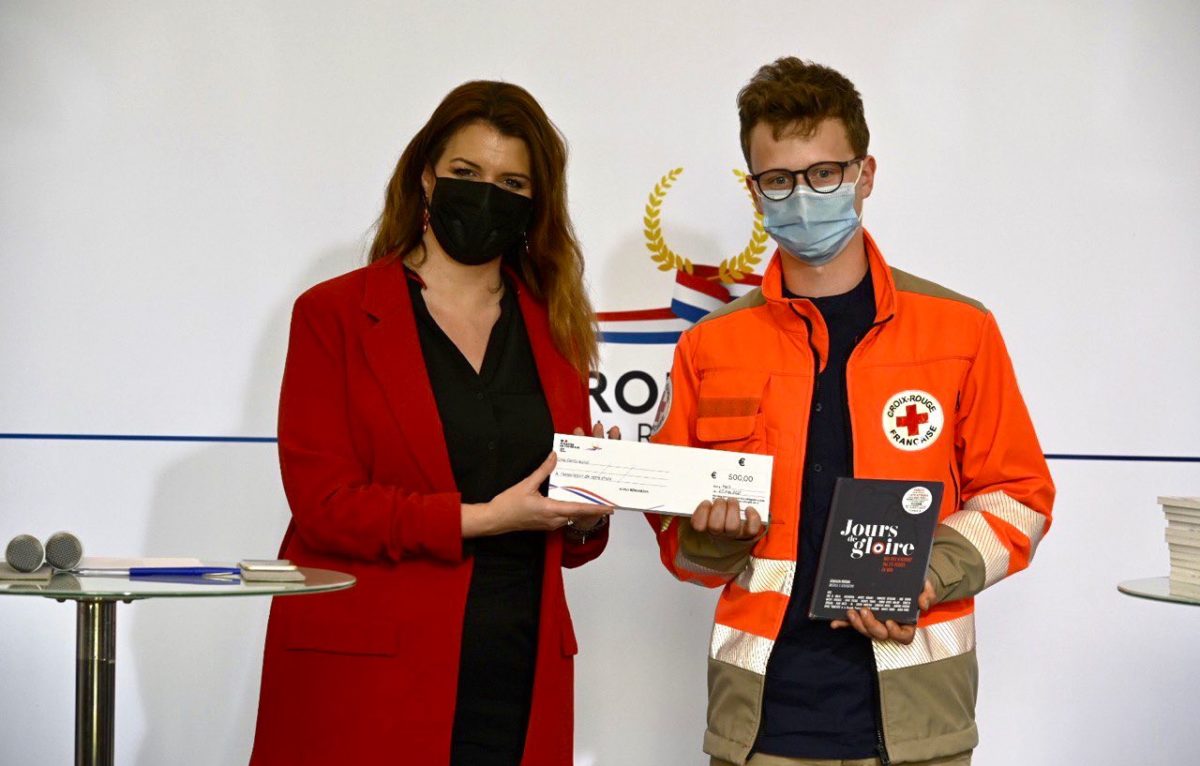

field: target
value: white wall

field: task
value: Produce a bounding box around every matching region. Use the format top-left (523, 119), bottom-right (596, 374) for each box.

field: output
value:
top-left (1, 1), bottom-right (1198, 763)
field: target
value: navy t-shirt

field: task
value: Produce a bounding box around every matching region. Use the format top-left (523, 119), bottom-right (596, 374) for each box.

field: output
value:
top-left (754, 269), bottom-right (880, 759)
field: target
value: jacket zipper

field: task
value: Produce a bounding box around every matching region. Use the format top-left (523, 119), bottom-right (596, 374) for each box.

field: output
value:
top-left (950, 392), bottom-right (963, 511)
top-left (873, 675), bottom-right (892, 765)
top-left (786, 304), bottom-right (898, 764)
top-left (751, 307), bottom-right (826, 757)
top-left (949, 459), bottom-right (962, 511)
top-left (792, 310), bottom-right (823, 529)
top-left (846, 314), bottom-right (894, 766)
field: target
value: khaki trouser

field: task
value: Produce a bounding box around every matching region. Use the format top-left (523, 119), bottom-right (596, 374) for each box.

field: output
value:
top-left (712, 751), bottom-right (972, 766)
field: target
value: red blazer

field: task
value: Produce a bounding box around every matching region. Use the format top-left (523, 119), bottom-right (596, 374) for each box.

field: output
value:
top-left (250, 259), bottom-right (605, 766)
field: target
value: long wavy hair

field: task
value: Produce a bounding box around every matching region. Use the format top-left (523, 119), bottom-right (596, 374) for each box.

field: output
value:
top-left (368, 81), bottom-right (598, 377)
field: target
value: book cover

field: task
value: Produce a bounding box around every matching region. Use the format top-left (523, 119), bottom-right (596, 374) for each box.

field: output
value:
top-left (809, 477), bottom-right (944, 624)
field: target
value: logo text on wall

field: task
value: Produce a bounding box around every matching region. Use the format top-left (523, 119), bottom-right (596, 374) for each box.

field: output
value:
top-left (592, 168), bottom-right (767, 439)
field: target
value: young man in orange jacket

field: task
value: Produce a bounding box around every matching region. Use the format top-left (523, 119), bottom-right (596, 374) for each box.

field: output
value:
top-left (648, 58), bottom-right (1055, 766)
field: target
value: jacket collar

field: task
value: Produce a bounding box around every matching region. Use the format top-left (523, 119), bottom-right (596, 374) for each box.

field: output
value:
top-left (757, 229), bottom-right (897, 371)
top-left (864, 229), bottom-right (897, 323)
top-left (358, 258), bottom-right (583, 490)
top-left (512, 278), bottom-right (586, 435)
top-left (360, 258), bottom-right (457, 490)
top-left (760, 229), bottom-right (896, 318)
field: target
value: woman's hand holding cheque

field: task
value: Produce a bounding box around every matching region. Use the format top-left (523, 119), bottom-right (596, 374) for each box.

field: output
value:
top-left (461, 421), bottom-right (620, 537)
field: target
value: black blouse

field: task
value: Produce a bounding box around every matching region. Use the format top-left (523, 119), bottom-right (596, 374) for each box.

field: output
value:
top-left (407, 269), bottom-right (553, 766)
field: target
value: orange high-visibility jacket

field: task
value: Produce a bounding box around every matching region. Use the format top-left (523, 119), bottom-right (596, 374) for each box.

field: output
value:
top-left (648, 231), bottom-right (1054, 764)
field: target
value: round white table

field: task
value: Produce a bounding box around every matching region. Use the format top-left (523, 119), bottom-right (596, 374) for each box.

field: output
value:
top-left (0, 567), bottom-right (355, 766)
top-left (1117, 576), bottom-right (1200, 606)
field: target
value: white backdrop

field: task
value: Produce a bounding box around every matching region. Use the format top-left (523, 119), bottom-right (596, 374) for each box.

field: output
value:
top-left (2, 1), bottom-right (1198, 764)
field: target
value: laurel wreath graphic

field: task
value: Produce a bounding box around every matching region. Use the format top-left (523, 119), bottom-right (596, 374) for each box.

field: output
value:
top-left (643, 168), bottom-right (693, 275)
top-left (643, 168), bottom-right (768, 283)
top-left (717, 170), bottom-right (769, 284)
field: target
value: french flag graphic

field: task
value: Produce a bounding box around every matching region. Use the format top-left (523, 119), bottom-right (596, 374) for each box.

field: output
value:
top-left (598, 264), bottom-right (763, 344)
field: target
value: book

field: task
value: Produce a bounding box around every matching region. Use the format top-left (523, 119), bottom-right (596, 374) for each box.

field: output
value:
top-left (0, 563), bottom-right (53, 583)
top-left (238, 568), bottom-right (305, 583)
top-left (1169, 566), bottom-right (1200, 583)
top-left (1164, 514), bottom-right (1200, 531)
top-left (1169, 579), bottom-right (1200, 600)
top-left (1159, 496), bottom-right (1200, 512)
top-left (1170, 557), bottom-right (1200, 572)
top-left (239, 559), bottom-right (296, 571)
top-left (239, 558), bottom-right (304, 582)
top-left (1165, 529), bottom-right (1200, 546)
top-left (809, 477), bottom-right (944, 624)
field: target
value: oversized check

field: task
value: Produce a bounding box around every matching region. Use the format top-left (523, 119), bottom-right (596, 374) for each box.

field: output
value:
top-left (547, 433), bottom-right (773, 521)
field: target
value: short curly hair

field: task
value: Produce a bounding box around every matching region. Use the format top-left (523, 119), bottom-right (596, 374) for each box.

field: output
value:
top-left (737, 57), bottom-right (869, 168)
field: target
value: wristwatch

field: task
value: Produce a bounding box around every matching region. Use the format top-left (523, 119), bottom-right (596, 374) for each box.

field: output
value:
top-left (565, 514), bottom-right (609, 544)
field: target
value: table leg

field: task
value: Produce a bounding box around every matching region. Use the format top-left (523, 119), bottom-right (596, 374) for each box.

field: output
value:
top-left (76, 599), bottom-right (116, 766)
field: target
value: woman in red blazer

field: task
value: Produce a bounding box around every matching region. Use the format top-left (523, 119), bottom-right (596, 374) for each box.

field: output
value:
top-left (251, 81), bottom-right (614, 766)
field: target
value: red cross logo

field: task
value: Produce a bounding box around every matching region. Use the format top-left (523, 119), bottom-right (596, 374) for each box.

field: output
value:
top-left (882, 390), bottom-right (944, 452)
top-left (895, 404), bottom-right (928, 436)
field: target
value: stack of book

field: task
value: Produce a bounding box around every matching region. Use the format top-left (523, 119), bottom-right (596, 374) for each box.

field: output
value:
top-left (1162, 496), bottom-right (1200, 599)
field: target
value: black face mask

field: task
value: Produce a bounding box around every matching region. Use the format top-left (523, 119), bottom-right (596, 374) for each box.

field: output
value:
top-left (428, 177), bottom-right (533, 266)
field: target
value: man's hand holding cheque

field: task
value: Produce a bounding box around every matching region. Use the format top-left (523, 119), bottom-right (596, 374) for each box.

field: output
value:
top-left (690, 497), bottom-right (765, 541)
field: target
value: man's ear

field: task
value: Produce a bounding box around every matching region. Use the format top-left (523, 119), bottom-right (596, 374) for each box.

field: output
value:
top-left (745, 174), bottom-right (763, 215)
top-left (859, 155), bottom-right (877, 201)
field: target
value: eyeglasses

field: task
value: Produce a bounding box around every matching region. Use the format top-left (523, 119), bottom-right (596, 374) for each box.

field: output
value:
top-left (748, 157), bottom-right (866, 201)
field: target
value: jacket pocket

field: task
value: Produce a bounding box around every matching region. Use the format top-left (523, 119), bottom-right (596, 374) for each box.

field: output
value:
top-left (272, 553), bottom-right (402, 657)
top-left (695, 369), bottom-right (769, 450)
top-left (560, 612), bottom-right (579, 657)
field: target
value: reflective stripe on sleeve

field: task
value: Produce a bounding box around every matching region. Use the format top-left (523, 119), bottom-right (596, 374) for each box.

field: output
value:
top-left (965, 490), bottom-right (1048, 558)
top-left (710, 623), bottom-right (774, 675)
top-left (733, 556), bottom-right (795, 596)
top-left (673, 547), bottom-right (732, 584)
top-left (940, 509), bottom-right (1010, 587)
top-left (872, 613), bottom-right (975, 671)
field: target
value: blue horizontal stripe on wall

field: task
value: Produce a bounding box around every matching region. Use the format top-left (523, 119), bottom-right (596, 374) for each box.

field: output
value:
top-left (1, 433), bottom-right (1198, 462)
top-left (598, 330), bottom-right (683, 344)
top-left (1042, 453), bottom-right (1200, 463)
top-left (0, 433), bottom-right (275, 444)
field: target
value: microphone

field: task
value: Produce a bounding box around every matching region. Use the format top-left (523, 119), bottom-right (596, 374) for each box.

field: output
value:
top-left (5, 534), bottom-right (45, 573)
top-left (45, 531), bottom-right (84, 570)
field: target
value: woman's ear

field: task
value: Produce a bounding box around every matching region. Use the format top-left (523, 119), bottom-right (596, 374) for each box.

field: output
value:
top-left (420, 164), bottom-right (435, 201)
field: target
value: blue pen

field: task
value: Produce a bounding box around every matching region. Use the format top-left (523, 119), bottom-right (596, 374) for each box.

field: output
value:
top-left (128, 566), bottom-right (241, 578)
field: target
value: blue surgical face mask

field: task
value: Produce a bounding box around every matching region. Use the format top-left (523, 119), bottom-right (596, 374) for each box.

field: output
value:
top-left (760, 165), bottom-right (864, 267)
